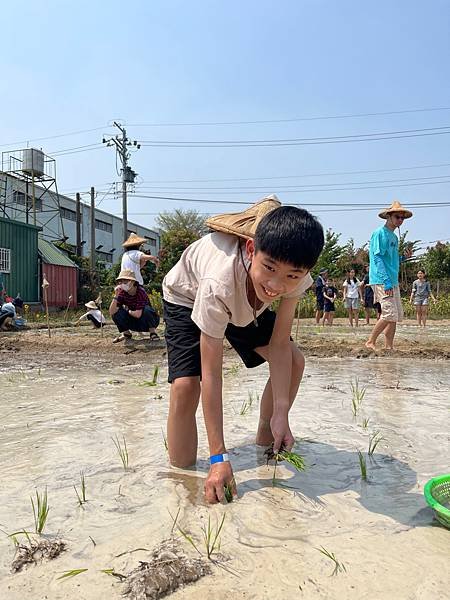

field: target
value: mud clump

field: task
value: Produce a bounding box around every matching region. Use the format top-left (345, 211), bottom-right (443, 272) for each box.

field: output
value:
top-left (11, 538), bottom-right (66, 573)
top-left (123, 539), bottom-right (211, 600)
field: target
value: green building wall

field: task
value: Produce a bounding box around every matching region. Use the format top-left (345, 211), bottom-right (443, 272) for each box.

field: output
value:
top-left (0, 216), bottom-right (40, 302)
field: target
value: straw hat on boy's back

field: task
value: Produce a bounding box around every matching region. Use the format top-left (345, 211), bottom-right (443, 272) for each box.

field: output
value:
top-left (122, 233), bottom-right (147, 248)
top-left (378, 200), bottom-right (413, 220)
top-left (85, 301), bottom-right (98, 310)
top-left (206, 195), bottom-right (281, 240)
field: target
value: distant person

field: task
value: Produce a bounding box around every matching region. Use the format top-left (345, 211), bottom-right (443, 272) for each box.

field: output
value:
top-left (315, 268), bottom-right (328, 324)
top-left (342, 269), bottom-right (362, 327)
top-left (109, 269), bottom-right (160, 343)
top-left (322, 277), bottom-right (337, 326)
top-left (0, 297), bottom-right (21, 330)
top-left (121, 233), bottom-right (159, 285)
top-left (75, 301), bottom-right (106, 328)
top-left (410, 269), bottom-right (436, 327)
top-left (361, 265), bottom-right (380, 325)
top-left (365, 200), bottom-right (413, 351)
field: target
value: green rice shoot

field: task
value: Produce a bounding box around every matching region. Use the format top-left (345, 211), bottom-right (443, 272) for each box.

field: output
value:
top-left (74, 471), bottom-right (87, 506)
top-left (100, 569), bottom-right (126, 581)
top-left (201, 514), bottom-right (226, 559)
top-left (350, 377), bottom-right (366, 417)
top-left (57, 568), bottom-right (88, 581)
top-left (224, 481), bottom-right (234, 503)
top-left (161, 428), bottom-right (168, 452)
top-left (368, 431), bottom-right (383, 455)
top-left (357, 450), bottom-right (367, 481)
top-left (317, 546), bottom-right (347, 576)
top-left (112, 434), bottom-right (129, 470)
top-left (31, 487), bottom-right (49, 534)
top-left (239, 391), bottom-right (258, 415)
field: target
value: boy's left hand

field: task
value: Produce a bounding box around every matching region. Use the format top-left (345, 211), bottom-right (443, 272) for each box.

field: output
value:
top-left (271, 414), bottom-right (294, 454)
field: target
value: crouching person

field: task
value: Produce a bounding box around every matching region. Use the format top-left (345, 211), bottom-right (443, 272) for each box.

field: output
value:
top-left (109, 269), bottom-right (160, 343)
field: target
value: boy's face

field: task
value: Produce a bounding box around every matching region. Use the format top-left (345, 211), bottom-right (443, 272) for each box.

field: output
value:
top-left (246, 239), bottom-right (309, 302)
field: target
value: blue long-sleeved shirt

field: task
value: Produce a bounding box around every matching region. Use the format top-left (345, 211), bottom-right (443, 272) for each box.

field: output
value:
top-left (369, 226), bottom-right (401, 290)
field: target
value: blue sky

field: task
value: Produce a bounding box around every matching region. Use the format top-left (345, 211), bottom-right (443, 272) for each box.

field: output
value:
top-left (1, 0), bottom-right (449, 254)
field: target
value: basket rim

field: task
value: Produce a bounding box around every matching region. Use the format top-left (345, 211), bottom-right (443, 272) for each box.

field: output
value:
top-left (424, 474), bottom-right (450, 517)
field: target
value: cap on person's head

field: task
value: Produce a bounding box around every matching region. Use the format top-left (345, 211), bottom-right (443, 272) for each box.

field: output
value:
top-left (122, 233), bottom-right (147, 248)
top-left (116, 269), bottom-right (138, 282)
top-left (319, 268), bottom-right (328, 275)
top-left (378, 200), bottom-right (413, 220)
top-left (85, 301), bottom-right (98, 309)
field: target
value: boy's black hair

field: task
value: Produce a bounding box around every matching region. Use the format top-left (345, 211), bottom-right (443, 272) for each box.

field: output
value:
top-left (254, 206), bottom-right (324, 269)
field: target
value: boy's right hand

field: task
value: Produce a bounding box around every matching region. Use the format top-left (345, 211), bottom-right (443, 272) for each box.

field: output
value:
top-left (204, 461), bottom-right (236, 504)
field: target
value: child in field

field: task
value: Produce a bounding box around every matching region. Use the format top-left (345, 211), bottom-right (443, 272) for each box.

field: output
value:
top-left (162, 197), bottom-right (324, 503)
top-left (342, 269), bottom-right (363, 327)
top-left (322, 277), bottom-right (337, 326)
top-left (75, 301), bottom-right (106, 328)
top-left (121, 233), bottom-right (159, 285)
top-left (410, 269), bottom-right (436, 327)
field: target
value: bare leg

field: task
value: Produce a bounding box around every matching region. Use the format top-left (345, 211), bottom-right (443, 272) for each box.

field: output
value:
top-left (348, 308), bottom-right (353, 327)
top-left (355, 308), bottom-right (359, 327)
top-left (167, 376), bottom-right (201, 467)
top-left (255, 343), bottom-right (305, 446)
top-left (415, 306), bottom-right (421, 326)
top-left (366, 318), bottom-right (390, 350)
top-left (329, 313), bottom-right (334, 326)
top-left (422, 305), bottom-right (428, 327)
top-left (315, 310), bottom-right (323, 324)
top-left (365, 308), bottom-right (370, 325)
top-left (384, 322), bottom-right (396, 349)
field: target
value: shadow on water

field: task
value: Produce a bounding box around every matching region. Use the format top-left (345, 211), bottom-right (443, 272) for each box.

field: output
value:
top-left (163, 440), bottom-right (434, 527)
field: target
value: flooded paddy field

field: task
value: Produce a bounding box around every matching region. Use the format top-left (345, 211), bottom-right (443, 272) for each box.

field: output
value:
top-left (0, 324), bottom-right (449, 599)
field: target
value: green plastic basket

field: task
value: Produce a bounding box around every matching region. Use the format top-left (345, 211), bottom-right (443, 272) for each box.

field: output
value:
top-left (424, 474), bottom-right (450, 529)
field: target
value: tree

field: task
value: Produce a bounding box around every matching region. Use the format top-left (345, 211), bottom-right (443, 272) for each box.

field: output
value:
top-left (156, 209), bottom-right (207, 237)
top-left (313, 229), bottom-right (344, 277)
top-left (422, 242), bottom-right (450, 280)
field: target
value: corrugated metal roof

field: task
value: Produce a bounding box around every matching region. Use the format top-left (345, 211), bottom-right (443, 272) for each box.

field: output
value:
top-left (38, 238), bottom-right (78, 268)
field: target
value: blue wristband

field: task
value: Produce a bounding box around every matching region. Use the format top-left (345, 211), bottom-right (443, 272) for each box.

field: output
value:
top-left (210, 453), bottom-right (230, 465)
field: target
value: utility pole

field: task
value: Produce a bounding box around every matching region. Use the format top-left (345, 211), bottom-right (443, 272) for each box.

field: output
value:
top-left (90, 186), bottom-right (96, 291)
top-left (75, 192), bottom-right (82, 257)
top-left (103, 122), bottom-right (140, 243)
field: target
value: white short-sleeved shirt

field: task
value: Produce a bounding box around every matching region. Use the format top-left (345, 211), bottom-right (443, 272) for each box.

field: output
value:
top-left (81, 309), bottom-right (106, 324)
top-left (343, 278), bottom-right (361, 299)
top-left (121, 250), bottom-right (144, 284)
top-left (163, 232), bottom-right (313, 339)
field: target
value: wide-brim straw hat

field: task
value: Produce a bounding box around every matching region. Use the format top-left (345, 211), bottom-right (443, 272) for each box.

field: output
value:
top-left (379, 200), bottom-right (413, 220)
top-left (122, 233), bottom-right (147, 248)
top-left (116, 269), bottom-right (138, 282)
top-left (205, 194), bottom-right (281, 240)
top-left (85, 301), bottom-right (98, 309)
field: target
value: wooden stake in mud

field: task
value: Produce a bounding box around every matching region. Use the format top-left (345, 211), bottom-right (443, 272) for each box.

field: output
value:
top-left (295, 299), bottom-right (301, 343)
top-left (63, 294), bottom-right (73, 323)
top-left (42, 274), bottom-right (51, 338)
top-left (95, 292), bottom-right (103, 337)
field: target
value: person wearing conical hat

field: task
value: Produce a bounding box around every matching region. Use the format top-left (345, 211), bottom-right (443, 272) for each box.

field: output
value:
top-left (75, 300), bottom-right (106, 328)
top-left (121, 233), bottom-right (159, 286)
top-left (365, 200), bottom-right (413, 351)
top-left (162, 196), bottom-right (325, 503)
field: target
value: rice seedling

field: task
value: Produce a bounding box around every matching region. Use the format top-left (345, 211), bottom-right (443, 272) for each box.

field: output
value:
top-left (161, 428), bottom-right (168, 452)
top-left (74, 471), bottom-right (87, 506)
top-left (239, 391), bottom-right (258, 415)
top-left (112, 435), bottom-right (129, 470)
top-left (224, 481), bottom-right (234, 503)
top-left (226, 364), bottom-right (240, 376)
top-left (139, 366), bottom-right (159, 387)
top-left (361, 417), bottom-right (370, 429)
top-left (368, 431), bottom-right (383, 456)
top-left (357, 450), bottom-right (367, 481)
top-left (317, 546), bottom-right (347, 576)
top-left (350, 377), bottom-right (366, 417)
top-left (100, 568), bottom-right (127, 581)
top-left (264, 444), bottom-right (306, 486)
top-left (89, 536), bottom-right (96, 547)
top-left (31, 487), bottom-right (49, 534)
top-left (57, 568), bottom-right (88, 581)
top-left (201, 515), bottom-right (226, 559)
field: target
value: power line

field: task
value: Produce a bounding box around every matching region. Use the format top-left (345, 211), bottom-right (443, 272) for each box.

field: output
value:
top-left (127, 106), bottom-right (450, 127)
top-left (139, 126), bottom-right (450, 147)
top-left (0, 126), bottom-right (110, 148)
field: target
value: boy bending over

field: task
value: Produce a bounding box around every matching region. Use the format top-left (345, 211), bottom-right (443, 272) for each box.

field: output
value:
top-left (162, 198), bottom-right (324, 503)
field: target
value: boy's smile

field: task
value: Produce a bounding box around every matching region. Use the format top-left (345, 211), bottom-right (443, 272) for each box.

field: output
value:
top-left (245, 240), bottom-right (309, 303)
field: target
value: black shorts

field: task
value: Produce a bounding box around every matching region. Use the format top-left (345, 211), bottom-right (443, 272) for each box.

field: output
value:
top-left (323, 302), bottom-right (335, 312)
top-left (316, 296), bottom-right (325, 311)
top-left (163, 300), bottom-right (276, 383)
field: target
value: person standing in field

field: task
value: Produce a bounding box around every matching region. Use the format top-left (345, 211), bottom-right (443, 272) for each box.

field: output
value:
top-left (361, 264), bottom-right (381, 325)
top-left (342, 269), bottom-right (363, 327)
top-left (410, 269), bottom-right (436, 327)
top-left (121, 233), bottom-right (159, 285)
top-left (322, 277), bottom-right (337, 326)
top-left (365, 201), bottom-right (413, 351)
top-left (314, 268), bottom-right (328, 324)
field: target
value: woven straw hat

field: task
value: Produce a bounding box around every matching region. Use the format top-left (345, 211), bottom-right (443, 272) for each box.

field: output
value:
top-left (122, 233), bottom-right (147, 248)
top-left (116, 269), bottom-right (138, 282)
top-left (379, 200), bottom-right (413, 220)
top-left (85, 301), bottom-right (98, 309)
top-left (206, 195), bottom-right (281, 239)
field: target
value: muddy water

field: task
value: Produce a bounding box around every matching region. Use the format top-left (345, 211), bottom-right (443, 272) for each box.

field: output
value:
top-left (0, 357), bottom-right (449, 599)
